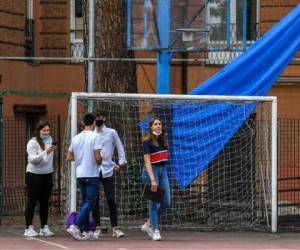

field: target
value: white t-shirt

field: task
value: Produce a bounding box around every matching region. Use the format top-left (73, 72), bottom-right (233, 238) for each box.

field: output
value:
top-left (69, 130), bottom-right (102, 178)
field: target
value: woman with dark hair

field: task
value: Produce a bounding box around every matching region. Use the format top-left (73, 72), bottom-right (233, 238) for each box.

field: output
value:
top-left (141, 117), bottom-right (171, 241)
top-left (24, 120), bottom-right (56, 237)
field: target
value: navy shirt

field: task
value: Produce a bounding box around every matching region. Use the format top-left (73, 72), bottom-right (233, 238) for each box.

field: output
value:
top-left (143, 139), bottom-right (169, 166)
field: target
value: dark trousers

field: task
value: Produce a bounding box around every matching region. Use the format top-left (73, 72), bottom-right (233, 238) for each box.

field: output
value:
top-left (92, 172), bottom-right (118, 228)
top-left (25, 172), bottom-right (53, 228)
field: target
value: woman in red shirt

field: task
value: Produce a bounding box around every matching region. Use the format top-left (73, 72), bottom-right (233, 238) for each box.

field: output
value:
top-left (141, 117), bottom-right (171, 241)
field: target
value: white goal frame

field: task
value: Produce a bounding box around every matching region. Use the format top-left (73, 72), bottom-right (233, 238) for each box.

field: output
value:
top-left (69, 92), bottom-right (277, 232)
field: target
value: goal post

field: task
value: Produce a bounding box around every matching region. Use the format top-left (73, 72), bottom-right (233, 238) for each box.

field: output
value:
top-left (65, 92), bottom-right (277, 232)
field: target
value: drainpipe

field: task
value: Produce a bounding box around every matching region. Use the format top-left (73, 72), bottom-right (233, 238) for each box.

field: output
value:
top-left (87, 0), bottom-right (95, 111)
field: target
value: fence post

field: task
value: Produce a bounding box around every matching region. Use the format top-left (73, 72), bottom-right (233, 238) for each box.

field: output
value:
top-left (0, 99), bottom-right (3, 224)
top-left (57, 115), bottom-right (61, 212)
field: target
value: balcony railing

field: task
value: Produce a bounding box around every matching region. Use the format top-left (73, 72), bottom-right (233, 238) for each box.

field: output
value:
top-left (71, 40), bottom-right (84, 63)
top-left (70, 28), bottom-right (84, 63)
top-left (205, 23), bottom-right (259, 64)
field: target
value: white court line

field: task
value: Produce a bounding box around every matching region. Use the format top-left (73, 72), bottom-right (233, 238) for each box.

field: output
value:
top-left (118, 248), bottom-right (130, 250)
top-left (8, 231), bottom-right (69, 250)
top-left (25, 237), bottom-right (69, 249)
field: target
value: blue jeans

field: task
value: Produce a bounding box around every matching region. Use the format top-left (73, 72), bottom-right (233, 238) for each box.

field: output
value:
top-left (142, 165), bottom-right (171, 230)
top-left (75, 177), bottom-right (99, 231)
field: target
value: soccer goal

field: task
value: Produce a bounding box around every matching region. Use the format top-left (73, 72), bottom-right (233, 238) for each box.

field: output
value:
top-left (63, 92), bottom-right (277, 232)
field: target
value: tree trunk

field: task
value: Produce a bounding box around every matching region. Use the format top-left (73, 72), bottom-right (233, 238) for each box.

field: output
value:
top-left (94, 0), bottom-right (136, 93)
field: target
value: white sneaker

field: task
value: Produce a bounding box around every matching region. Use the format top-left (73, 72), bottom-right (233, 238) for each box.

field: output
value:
top-left (93, 227), bottom-right (103, 239)
top-left (39, 225), bottom-right (55, 236)
top-left (112, 228), bottom-right (125, 238)
top-left (152, 229), bottom-right (162, 241)
top-left (141, 223), bottom-right (153, 238)
top-left (80, 231), bottom-right (98, 241)
top-left (24, 225), bottom-right (38, 237)
top-left (66, 225), bottom-right (82, 240)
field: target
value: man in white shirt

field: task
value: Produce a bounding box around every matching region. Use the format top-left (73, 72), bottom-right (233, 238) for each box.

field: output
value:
top-left (92, 110), bottom-right (127, 238)
top-left (66, 113), bottom-right (102, 240)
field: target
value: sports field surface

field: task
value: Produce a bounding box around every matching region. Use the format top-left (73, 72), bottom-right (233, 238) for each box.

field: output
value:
top-left (1, 225), bottom-right (300, 250)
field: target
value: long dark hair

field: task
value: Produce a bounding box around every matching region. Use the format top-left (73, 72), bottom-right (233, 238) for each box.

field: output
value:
top-left (33, 120), bottom-right (50, 150)
top-left (146, 117), bottom-right (168, 147)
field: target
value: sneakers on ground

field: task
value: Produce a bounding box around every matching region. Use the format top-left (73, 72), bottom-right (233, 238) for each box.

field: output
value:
top-left (39, 225), bottom-right (55, 236)
top-left (112, 228), bottom-right (125, 238)
top-left (152, 229), bottom-right (162, 241)
top-left (81, 231), bottom-right (92, 240)
top-left (66, 224), bottom-right (82, 240)
top-left (24, 225), bottom-right (38, 237)
top-left (141, 223), bottom-right (153, 238)
top-left (93, 227), bottom-right (103, 239)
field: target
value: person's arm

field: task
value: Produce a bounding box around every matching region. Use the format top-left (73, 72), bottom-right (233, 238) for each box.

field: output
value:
top-left (112, 130), bottom-right (126, 166)
top-left (67, 140), bottom-right (75, 161)
top-left (67, 151), bottom-right (75, 161)
top-left (27, 139), bottom-right (54, 164)
top-left (94, 135), bottom-right (102, 166)
top-left (94, 149), bottom-right (102, 165)
top-left (143, 140), bottom-right (158, 192)
top-left (144, 154), bottom-right (158, 192)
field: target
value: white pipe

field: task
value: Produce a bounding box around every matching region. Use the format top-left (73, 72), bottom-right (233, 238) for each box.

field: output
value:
top-left (70, 94), bottom-right (78, 212)
top-left (71, 92), bottom-right (277, 102)
top-left (87, 0), bottom-right (95, 95)
top-left (70, 0), bottom-right (75, 43)
top-left (0, 56), bottom-right (299, 62)
top-left (27, 0), bottom-right (33, 19)
top-left (271, 97), bottom-right (278, 233)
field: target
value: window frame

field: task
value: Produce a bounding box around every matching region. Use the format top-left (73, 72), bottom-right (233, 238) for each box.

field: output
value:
top-left (70, 0), bottom-right (83, 43)
top-left (205, 0), bottom-right (259, 64)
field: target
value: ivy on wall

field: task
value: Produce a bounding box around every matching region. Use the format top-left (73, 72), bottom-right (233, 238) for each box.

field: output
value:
top-left (0, 89), bottom-right (70, 98)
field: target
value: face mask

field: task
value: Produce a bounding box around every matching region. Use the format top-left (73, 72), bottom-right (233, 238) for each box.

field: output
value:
top-left (152, 131), bottom-right (162, 137)
top-left (95, 118), bottom-right (105, 128)
top-left (40, 135), bottom-right (50, 141)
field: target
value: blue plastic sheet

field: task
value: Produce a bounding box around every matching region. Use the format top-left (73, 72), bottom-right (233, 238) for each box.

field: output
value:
top-left (171, 4), bottom-right (300, 189)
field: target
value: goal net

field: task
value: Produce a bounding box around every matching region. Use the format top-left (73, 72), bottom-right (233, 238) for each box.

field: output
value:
top-left (62, 92), bottom-right (277, 232)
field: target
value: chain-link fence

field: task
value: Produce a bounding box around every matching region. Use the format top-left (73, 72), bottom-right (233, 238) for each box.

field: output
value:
top-left (278, 118), bottom-right (300, 228)
top-left (0, 115), bottom-right (61, 216)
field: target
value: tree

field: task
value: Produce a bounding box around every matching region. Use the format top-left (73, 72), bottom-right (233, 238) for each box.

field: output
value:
top-left (83, 0), bottom-right (137, 93)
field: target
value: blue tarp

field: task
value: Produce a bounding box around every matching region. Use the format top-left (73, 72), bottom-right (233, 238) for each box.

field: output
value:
top-left (171, 4), bottom-right (300, 189)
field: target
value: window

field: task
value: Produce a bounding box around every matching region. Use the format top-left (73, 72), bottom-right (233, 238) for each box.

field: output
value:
top-left (25, 0), bottom-right (34, 57)
top-left (71, 0), bottom-right (83, 40)
top-left (75, 0), bottom-right (83, 39)
top-left (206, 0), bottom-right (258, 64)
top-left (71, 0), bottom-right (84, 61)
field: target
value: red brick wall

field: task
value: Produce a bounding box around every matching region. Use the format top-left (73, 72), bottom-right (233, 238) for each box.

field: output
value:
top-left (0, 1), bottom-right (25, 56)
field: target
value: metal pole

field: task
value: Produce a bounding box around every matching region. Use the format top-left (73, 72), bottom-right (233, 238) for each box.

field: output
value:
top-left (127, 0), bottom-right (132, 48)
top-left (57, 115), bottom-right (61, 212)
top-left (156, 0), bottom-right (171, 94)
top-left (242, 0), bottom-right (247, 50)
top-left (271, 97), bottom-right (278, 233)
top-left (143, 0), bottom-right (149, 49)
top-left (226, 0), bottom-right (231, 49)
top-left (71, 92), bottom-right (277, 102)
top-left (88, 0), bottom-right (95, 111)
top-left (70, 94), bottom-right (78, 213)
